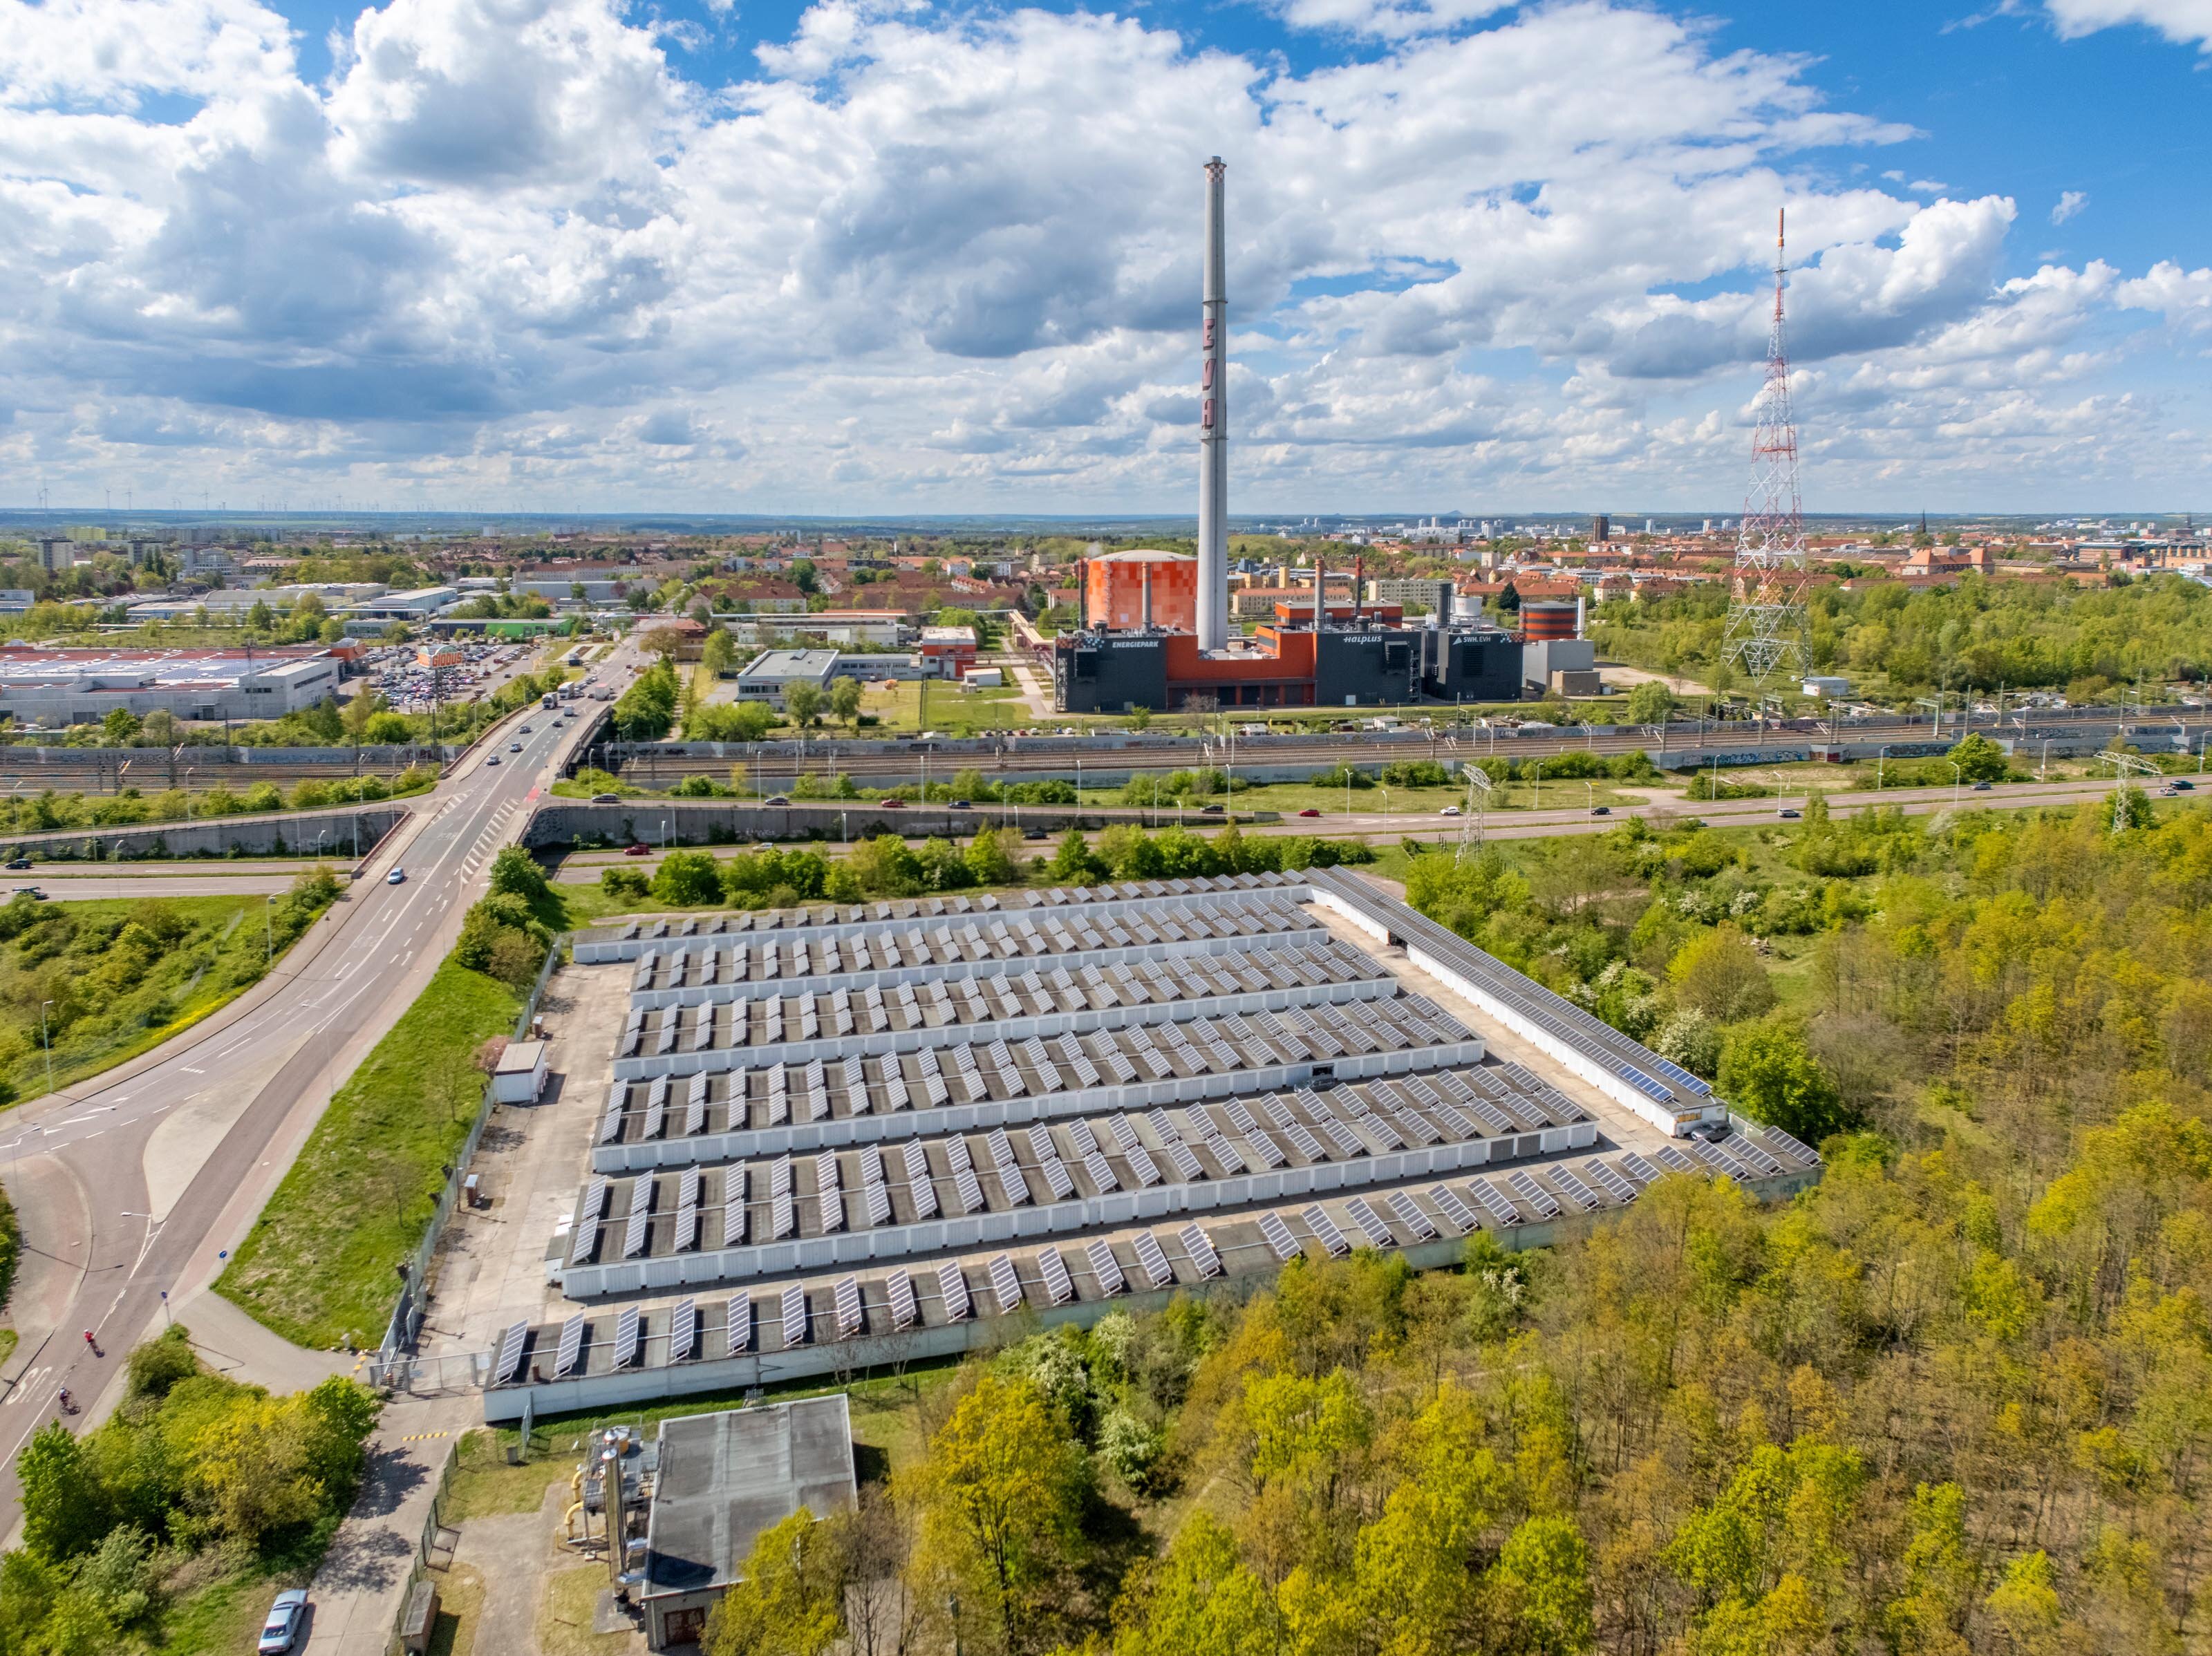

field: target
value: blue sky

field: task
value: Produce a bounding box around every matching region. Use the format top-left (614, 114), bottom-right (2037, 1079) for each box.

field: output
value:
top-left (1, 0), bottom-right (2208, 514)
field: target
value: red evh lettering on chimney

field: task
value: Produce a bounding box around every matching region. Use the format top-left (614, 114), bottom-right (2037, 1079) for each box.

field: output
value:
top-left (1201, 399), bottom-right (1216, 429)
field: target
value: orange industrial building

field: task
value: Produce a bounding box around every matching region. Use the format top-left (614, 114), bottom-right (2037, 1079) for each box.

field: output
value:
top-left (1082, 551), bottom-right (1197, 633)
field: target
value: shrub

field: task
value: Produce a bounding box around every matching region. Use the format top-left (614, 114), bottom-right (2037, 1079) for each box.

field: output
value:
top-left (487, 845), bottom-right (550, 905)
top-left (652, 850), bottom-right (724, 907)
top-left (1666, 925), bottom-right (1776, 1022)
top-left (1718, 1017), bottom-right (1850, 1142)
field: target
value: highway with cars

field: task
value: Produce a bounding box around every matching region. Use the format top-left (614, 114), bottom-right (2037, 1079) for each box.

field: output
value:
top-left (0, 641), bottom-right (639, 1534)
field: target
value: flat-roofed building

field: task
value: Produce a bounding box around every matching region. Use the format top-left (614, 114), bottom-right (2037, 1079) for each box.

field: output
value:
top-left (125, 583), bottom-right (384, 623)
top-left (780, 610), bottom-right (908, 647)
top-left (335, 586), bottom-right (460, 621)
top-left (0, 646), bottom-right (344, 725)
top-left (733, 648), bottom-right (841, 706)
top-left (639, 1398), bottom-right (856, 1649)
top-left (917, 625), bottom-right (977, 678)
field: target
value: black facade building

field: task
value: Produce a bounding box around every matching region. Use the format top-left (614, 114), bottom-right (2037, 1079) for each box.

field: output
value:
top-left (1053, 632), bottom-right (1169, 713)
top-left (1311, 628), bottom-right (1420, 708)
top-left (1419, 628), bottom-right (1524, 702)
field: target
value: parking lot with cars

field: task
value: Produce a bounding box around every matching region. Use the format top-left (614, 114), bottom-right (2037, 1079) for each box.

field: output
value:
top-left (364, 641), bottom-right (543, 714)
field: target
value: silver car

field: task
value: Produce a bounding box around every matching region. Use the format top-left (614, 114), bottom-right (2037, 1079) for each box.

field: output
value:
top-left (259, 1589), bottom-right (308, 1653)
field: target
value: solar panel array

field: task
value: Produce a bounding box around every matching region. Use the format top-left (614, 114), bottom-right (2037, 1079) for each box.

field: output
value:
top-left (519, 876), bottom-right (1841, 1394)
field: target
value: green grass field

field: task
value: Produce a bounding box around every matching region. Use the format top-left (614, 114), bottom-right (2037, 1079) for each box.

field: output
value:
top-left (215, 957), bottom-right (525, 1349)
top-left (858, 676), bottom-right (1031, 734)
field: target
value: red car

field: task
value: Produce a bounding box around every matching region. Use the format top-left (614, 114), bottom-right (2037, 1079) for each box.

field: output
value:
top-left (1297, 808), bottom-right (1322, 818)
top-left (624, 843), bottom-right (650, 856)
top-left (879, 798), bottom-right (907, 809)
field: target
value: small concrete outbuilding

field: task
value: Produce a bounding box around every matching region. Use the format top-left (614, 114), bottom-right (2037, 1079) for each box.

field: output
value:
top-left (492, 1039), bottom-right (550, 1104)
top-left (639, 1395), bottom-right (858, 1648)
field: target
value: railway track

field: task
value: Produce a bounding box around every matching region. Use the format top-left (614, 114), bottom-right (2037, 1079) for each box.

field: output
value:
top-left (578, 704), bottom-right (2212, 787)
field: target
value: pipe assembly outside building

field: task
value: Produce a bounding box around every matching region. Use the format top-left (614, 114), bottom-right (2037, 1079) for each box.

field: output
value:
top-left (1196, 156), bottom-right (1230, 652)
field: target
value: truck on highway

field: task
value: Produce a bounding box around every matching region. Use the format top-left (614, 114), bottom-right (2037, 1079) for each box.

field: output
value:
top-left (541, 692), bottom-right (559, 709)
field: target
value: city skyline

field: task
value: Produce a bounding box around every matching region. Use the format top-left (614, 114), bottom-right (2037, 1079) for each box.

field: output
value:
top-left (3, 0), bottom-right (2208, 514)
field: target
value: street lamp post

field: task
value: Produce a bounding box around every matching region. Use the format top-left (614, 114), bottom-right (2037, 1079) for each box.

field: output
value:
top-left (39, 1000), bottom-right (53, 1098)
top-left (265, 894), bottom-right (276, 962)
top-left (1949, 760), bottom-right (1962, 811)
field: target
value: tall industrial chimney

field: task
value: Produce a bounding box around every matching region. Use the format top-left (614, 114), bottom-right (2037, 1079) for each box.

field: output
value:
top-left (1196, 158), bottom-right (1229, 652)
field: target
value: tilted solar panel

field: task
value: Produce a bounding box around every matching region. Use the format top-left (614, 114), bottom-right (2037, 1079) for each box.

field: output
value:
top-left (1427, 1184), bottom-right (1479, 1235)
top-left (1302, 1204), bottom-right (1352, 1258)
top-left (1344, 1197), bottom-right (1393, 1250)
top-left (886, 1269), bottom-right (918, 1332)
top-left (939, 1261), bottom-right (973, 1323)
top-left (1132, 1232), bottom-right (1174, 1289)
top-left (1040, 1248), bottom-right (1078, 1305)
top-left (554, 1313), bottom-right (586, 1376)
top-left (1086, 1239), bottom-right (1127, 1297)
top-left (1387, 1189), bottom-right (1439, 1241)
top-left (1181, 1223), bottom-right (1224, 1279)
top-left (494, 1321), bottom-right (529, 1385)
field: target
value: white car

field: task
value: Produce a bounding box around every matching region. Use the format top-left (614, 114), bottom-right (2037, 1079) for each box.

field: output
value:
top-left (259, 1590), bottom-right (308, 1653)
top-left (387, 867), bottom-right (406, 885)
top-left (1439, 805), bottom-right (1462, 816)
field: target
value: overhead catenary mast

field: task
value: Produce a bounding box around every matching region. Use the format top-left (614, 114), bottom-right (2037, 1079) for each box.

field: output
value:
top-left (1721, 208), bottom-right (1810, 687)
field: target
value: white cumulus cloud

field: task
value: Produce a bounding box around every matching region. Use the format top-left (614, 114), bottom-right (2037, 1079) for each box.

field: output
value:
top-left (2043, 0), bottom-right (2212, 52)
top-left (0, 0), bottom-right (2204, 509)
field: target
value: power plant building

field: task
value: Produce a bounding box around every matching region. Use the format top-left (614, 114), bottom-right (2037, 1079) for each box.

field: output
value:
top-left (1051, 157), bottom-right (1543, 715)
top-left (1083, 552), bottom-right (1198, 634)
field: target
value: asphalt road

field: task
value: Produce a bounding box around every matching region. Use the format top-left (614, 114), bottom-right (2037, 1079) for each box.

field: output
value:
top-left (0, 645), bottom-right (637, 1532)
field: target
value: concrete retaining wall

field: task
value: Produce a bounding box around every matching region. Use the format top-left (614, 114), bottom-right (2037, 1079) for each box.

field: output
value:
top-left (0, 802), bottom-right (413, 862)
top-left (527, 800), bottom-right (1273, 849)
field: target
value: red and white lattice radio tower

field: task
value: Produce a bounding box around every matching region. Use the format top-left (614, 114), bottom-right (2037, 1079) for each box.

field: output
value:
top-left (1721, 208), bottom-right (1810, 687)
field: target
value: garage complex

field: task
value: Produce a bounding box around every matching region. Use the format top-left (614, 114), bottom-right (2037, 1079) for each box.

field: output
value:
top-left (471, 869), bottom-right (1821, 1421)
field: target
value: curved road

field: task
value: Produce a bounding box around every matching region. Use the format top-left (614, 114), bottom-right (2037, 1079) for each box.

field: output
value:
top-left (0, 647), bottom-right (634, 1532)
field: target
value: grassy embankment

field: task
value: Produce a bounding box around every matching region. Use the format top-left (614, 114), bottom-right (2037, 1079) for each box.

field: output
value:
top-left (0, 878), bottom-right (341, 1101)
top-left (216, 851), bottom-right (560, 1351)
top-left (214, 958), bottom-right (525, 1350)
